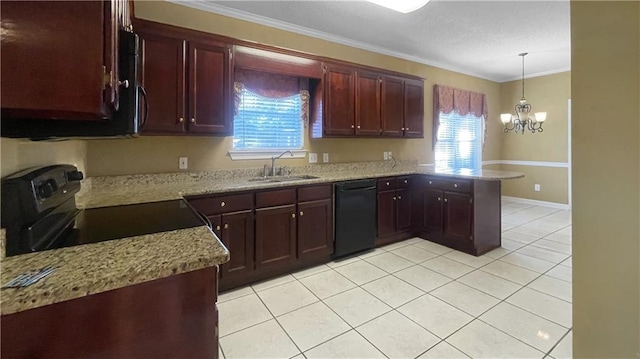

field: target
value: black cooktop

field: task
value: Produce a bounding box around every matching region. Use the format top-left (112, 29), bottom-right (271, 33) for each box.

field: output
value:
top-left (59, 199), bottom-right (207, 249)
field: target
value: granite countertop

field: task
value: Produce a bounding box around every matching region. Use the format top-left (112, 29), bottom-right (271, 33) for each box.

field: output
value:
top-left (78, 163), bottom-right (523, 209)
top-left (0, 226), bottom-right (229, 315)
top-left (0, 161), bottom-right (521, 315)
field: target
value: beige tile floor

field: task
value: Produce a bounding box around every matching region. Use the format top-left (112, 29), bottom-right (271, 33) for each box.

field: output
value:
top-left (218, 199), bottom-right (573, 359)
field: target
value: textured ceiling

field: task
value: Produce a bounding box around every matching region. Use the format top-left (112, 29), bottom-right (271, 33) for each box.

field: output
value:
top-left (174, 0), bottom-right (571, 82)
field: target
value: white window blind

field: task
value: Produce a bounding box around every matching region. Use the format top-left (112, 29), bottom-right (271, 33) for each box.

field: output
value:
top-left (233, 89), bottom-right (304, 150)
top-left (434, 111), bottom-right (483, 172)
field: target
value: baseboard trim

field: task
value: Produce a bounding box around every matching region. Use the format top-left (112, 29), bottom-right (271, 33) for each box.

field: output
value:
top-left (502, 196), bottom-right (570, 210)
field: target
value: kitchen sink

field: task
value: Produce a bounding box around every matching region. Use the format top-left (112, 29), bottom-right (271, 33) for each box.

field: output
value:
top-left (247, 175), bottom-right (320, 183)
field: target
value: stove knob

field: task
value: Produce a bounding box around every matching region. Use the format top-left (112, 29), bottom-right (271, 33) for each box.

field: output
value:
top-left (37, 182), bottom-right (55, 199)
top-left (66, 170), bottom-right (84, 182)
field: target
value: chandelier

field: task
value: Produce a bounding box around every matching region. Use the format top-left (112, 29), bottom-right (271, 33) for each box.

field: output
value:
top-left (501, 53), bottom-right (547, 134)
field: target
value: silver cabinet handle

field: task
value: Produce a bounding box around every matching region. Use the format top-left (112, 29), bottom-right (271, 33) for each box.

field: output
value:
top-left (428, 181), bottom-right (432, 184)
top-left (454, 183), bottom-right (458, 188)
top-left (215, 225), bottom-right (221, 231)
top-left (401, 127), bottom-right (405, 130)
top-left (386, 182), bottom-right (390, 186)
top-left (393, 196), bottom-right (397, 200)
top-left (444, 198), bottom-right (448, 203)
top-left (398, 195), bottom-right (402, 200)
top-left (351, 124), bottom-right (355, 129)
top-left (224, 223), bottom-right (229, 229)
top-left (406, 127), bottom-right (409, 131)
top-left (437, 197), bottom-right (441, 202)
top-left (191, 118), bottom-right (196, 123)
top-left (357, 125), bottom-right (361, 129)
top-left (300, 211), bottom-right (304, 216)
top-left (220, 201), bottom-right (226, 207)
top-left (404, 179), bottom-right (408, 184)
top-left (292, 213), bottom-right (296, 218)
top-left (179, 117), bottom-right (184, 123)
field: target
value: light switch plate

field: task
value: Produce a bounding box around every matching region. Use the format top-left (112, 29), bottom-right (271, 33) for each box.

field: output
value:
top-left (383, 152), bottom-right (389, 160)
top-left (534, 184), bottom-right (541, 191)
top-left (323, 153), bottom-right (329, 163)
top-left (179, 157), bottom-right (188, 170)
top-left (308, 153), bottom-right (318, 163)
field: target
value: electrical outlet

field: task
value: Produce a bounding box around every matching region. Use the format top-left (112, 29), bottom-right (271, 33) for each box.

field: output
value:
top-left (534, 184), bottom-right (541, 192)
top-left (179, 157), bottom-right (188, 170)
top-left (323, 153), bottom-right (329, 163)
top-left (308, 153), bottom-right (318, 163)
top-left (383, 152), bottom-right (389, 160)
top-left (388, 151), bottom-right (393, 159)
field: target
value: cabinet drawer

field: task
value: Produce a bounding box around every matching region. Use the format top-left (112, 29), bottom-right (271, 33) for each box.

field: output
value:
top-left (256, 188), bottom-right (296, 208)
top-left (397, 176), bottom-right (412, 188)
top-left (298, 184), bottom-right (332, 202)
top-left (377, 177), bottom-right (396, 191)
top-left (188, 193), bottom-right (253, 215)
top-left (424, 176), bottom-right (471, 193)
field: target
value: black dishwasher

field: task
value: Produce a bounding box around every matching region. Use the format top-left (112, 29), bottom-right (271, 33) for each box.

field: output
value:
top-left (334, 179), bottom-right (377, 257)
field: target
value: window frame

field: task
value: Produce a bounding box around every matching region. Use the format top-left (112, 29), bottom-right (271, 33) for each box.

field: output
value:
top-left (434, 110), bottom-right (484, 172)
top-left (229, 88), bottom-right (307, 161)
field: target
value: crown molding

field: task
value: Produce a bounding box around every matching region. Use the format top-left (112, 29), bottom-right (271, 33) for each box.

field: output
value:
top-left (169, 0), bottom-right (510, 82)
top-left (498, 67), bottom-right (572, 83)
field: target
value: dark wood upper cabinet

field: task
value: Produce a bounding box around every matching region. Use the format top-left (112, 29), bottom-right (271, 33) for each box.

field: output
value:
top-left (1, 0), bottom-right (129, 122)
top-left (381, 76), bottom-right (405, 137)
top-left (355, 72), bottom-right (382, 136)
top-left (188, 42), bottom-right (232, 134)
top-left (323, 65), bottom-right (356, 136)
top-left (404, 79), bottom-right (425, 138)
top-left (136, 20), bottom-right (232, 136)
top-left (138, 31), bottom-right (187, 133)
top-left (313, 64), bottom-right (423, 139)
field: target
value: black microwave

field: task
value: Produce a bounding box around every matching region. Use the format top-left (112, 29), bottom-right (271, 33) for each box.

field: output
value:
top-left (1, 30), bottom-right (148, 140)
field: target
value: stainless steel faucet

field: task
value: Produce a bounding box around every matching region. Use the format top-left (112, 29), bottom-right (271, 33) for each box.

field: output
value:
top-left (270, 150), bottom-right (294, 176)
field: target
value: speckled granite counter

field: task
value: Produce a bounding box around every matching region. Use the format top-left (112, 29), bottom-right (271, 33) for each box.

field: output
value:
top-left (1, 161), bottom-right (520, 315)
top-left (77, 162), bottom-right (523, 209)
top-left (1, 226), bottom-right (229, 315)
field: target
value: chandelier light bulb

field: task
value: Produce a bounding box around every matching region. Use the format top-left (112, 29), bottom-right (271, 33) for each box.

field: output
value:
top-left (500, 113), bottom-right (512, 124)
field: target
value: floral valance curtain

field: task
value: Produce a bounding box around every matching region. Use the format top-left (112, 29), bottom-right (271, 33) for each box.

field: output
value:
top-left (432, 84), bottom-right (488, 149)
top-left (234, 68), bottom-right (310, 127)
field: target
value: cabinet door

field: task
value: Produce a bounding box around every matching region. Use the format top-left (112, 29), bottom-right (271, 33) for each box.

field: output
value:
top-left (188, 42), bottom-right (231, 135)
top-left (297, 199), bottom-right (333, 260)
top-left (377, 190), bottom-right (396, 238)
top-left (255, 205), bottom-right (297, 269)
top-left (443, 192), bottom-right (473, 244)
top-left (355, 71), bottom-right (381, 136)
top-left (381, 77), bottom-right (405, 136)
top-left (422, 189), bottom-right (443, 238)
top-left (138, 31), bottom-right (187, 133)
top-left (404, 79), bottom-right (424, 138)
top-left (323, 65), bottom-right (355, 136)
top-left (396, 188), bottom-right (412, 232)
top-left (219, 211), bottom-right (254, 278)
top-left (1, 1), bottom-right (112, 120)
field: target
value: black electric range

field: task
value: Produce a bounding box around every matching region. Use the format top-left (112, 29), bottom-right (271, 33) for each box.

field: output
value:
top-left (1, 165), bottom-right (209, 257)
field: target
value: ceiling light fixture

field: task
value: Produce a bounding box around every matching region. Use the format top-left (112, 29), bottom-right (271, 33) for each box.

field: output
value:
top-left (501, 53), bottom-right (547, 134)
top-left (366, 0), bottom-right (430, 14)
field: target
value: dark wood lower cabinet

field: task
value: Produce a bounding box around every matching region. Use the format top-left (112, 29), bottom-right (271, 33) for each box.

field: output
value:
top-left (377, 190), bottom-right (396, 238)
top-left (417, 175), bottom-right (501, 256)
top-left (1, 267), bottom-right (219, 359)
top-left (210, 211), bottom-right (254, 279)
top-left (376, 176), bottom-right (415, 246)
top-left (255, 204), bottom-right (297, 269)
top-left (297, 199), bottom-right (333, 260)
